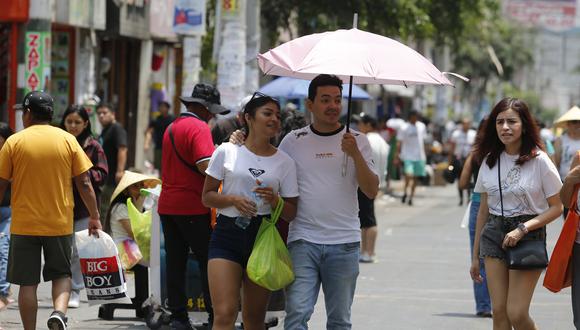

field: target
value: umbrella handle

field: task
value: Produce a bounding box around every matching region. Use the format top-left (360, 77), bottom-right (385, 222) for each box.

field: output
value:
top-left (342, 153), bottom-right (348, 177)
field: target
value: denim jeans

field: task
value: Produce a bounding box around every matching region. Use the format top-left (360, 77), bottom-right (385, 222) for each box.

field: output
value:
top-left (70, 217), bottom-right (89, 291)
top-left (0, 207), bottom-right (11, 296)
top-left (468, 201), bottom-right (491, 313)
top-left (284, 240), bottom-right (360, 330)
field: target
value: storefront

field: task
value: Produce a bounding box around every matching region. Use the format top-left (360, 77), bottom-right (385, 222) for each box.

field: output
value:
top-left (0, 0), bottom-right (29, 128)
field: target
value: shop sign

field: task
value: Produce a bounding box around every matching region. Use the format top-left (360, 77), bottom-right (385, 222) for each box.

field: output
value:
top-left (505, 0), bottom-right (578, 31)
top-left (25, 32), bottom-right (51, 94)
top-left (119, 0), bottom-right (150, 39)
top-left (151, 0), bottom-right (177, 38)
top-left (173, 0), bottom-right (206, 36)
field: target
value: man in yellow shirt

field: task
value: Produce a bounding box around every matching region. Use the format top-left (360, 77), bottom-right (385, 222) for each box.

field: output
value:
top-left (0, 91), bottom-right (102, 330)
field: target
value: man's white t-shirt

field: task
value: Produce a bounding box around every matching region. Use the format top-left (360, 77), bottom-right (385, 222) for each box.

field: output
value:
top-left (474, 150), bottom-right (561, 217)
top-left (397, 121), bottom-right (426, 161)
top-left (279, 125), bottom-right (377, 244)
top-left (367, 132), bottom-right (390, 189)
top-left (205, 143), bottom-right (299, 217)
top-left (450, 129), bottom-right (476, 159)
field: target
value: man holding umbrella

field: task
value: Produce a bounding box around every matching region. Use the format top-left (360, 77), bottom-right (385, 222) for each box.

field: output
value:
top-left (279, 74), bottom-right (378, 330)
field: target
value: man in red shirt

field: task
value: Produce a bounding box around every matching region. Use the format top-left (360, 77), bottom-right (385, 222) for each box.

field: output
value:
top-left (158, 84), bottom-right (229, 329)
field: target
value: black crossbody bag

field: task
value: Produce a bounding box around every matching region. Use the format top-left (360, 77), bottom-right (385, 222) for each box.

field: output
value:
top-left (498, 158), bottom-right (548, 270)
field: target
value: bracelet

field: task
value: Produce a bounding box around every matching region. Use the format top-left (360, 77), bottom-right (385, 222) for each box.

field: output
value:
top-left (517, 222), bottom-right (529, 235)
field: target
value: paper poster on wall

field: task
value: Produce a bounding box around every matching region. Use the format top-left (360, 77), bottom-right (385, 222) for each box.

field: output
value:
top-left (173, 0), bottom-right (206, 35)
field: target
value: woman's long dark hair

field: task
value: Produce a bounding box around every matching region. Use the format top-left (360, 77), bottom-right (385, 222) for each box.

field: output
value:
top-left (473, 97), bottom-right (544, 168)
top-left (60, 105), bottom-right (93, 145)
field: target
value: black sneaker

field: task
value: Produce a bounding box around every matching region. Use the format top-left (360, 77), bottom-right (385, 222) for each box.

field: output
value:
top-left (401, 194), bottom-right (407, 203)
top-left (47, 310), bottom-right (67, 330)
top-left (170, 318), bottom-right (195, 330)
top-left (408, 199), bottom-right (413, 206)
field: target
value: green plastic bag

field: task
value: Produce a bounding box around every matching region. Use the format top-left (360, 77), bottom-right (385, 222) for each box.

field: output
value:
top-left (247, 199), bottom-right (294, 291)
top-left (127, 198), bottom-right (152, 265)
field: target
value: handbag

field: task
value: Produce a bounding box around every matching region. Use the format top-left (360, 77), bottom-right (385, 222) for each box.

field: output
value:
top-left (498, 158), bottom-right (549, 270)
top-left (544, 184), bottom-right (580, 292)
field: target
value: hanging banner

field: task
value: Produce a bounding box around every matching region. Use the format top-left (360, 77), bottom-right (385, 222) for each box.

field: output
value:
top-left (505, 0), bottom-right (577, 31)
top-left (24, 31), bottom-right (51, 94)
top-left (173, 0), bottom-right (206, 36)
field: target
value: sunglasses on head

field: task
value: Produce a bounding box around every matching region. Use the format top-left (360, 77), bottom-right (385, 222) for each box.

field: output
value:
top-left (250, 91), bottom-right (279, 103)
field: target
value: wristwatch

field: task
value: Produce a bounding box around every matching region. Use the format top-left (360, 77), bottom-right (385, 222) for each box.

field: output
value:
top-left (517, 222), bottom-right (529, 235)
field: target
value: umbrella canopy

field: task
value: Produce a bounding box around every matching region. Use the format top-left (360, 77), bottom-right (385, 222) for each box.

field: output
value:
top-left (259, 76), bottom-right (371, 100)
top-left (554, 106), bottom-right (580, 128)
top-left (258, 28), bottom-right (459, 86)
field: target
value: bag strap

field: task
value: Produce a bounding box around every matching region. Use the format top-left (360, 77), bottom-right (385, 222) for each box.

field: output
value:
top-left (270, 197), bottom-right (285, 224)
top-left (167, 122), bottom-right (201, 174)
top-left (498, 157), bottom-right (504, 217)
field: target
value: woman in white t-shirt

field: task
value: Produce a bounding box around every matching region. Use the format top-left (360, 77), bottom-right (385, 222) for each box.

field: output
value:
top-left (470, 98), bottom-right (563, 329)
top-left (202, 92), bottom-right (299, 330)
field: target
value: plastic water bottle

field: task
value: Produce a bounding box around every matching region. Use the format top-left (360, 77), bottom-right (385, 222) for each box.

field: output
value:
top-left (234, 182), bottom-right (265, 229)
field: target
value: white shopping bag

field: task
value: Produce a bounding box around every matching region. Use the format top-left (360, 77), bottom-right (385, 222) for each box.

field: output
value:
top-left (460, 201), bottom-right (471, 229)
top-left (75, 229), bottom-right (132, 306)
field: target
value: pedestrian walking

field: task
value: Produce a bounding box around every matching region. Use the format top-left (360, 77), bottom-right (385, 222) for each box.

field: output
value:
top-left (202, 92), bottom-right (299, 330)
top-left (60, 105), bottom-right (108, 309)
top-left (279, 74), bottom-right (378, 330)
top-left (0, 91), bottom-right (102, 330)
top-left (449, 118), bottom-right (476, 206)
top-left (97, 103), bottom-right (128, 217)
top-left (470, 97), bottom-right (563, 330)
top-left (158, 83), bottom-right (229, 329)
top-left (458, 119), bottom-right (492, 317)
top-left (356, 113), bottom-right (389, 263)
top-left (0, 123), bottom-right (13, 311)
top-left (554, 106), bottom-right (580, 217)
top-left (144, 101), bottom-right (174, 172)
top-left (396, 110), bottom-right (427, 206)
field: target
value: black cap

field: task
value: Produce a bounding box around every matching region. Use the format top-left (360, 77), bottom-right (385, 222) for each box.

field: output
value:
top-left (179, 83), bottom-right (230, 115)
top-left (19, 91), bottom-right (54, 116)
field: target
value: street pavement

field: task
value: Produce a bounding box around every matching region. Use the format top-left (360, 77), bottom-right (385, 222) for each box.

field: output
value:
top-left (0, 182), bottom-right (574, 329)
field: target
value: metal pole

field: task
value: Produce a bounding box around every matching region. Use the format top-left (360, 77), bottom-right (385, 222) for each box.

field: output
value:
top-left (346, 76), bottom-right (354, 132)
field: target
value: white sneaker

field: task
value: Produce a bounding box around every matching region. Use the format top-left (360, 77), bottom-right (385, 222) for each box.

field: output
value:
top-left (68, 290), bottom-right (80, 308)
top-left (360, 254), bottom-right (376, 263)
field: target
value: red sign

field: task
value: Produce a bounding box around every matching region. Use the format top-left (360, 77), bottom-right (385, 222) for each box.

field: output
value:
top-left (0, 0), bottom-right (29, 22)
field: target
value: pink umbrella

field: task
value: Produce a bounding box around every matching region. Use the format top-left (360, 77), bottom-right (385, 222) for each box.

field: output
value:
top-left (258, 25), bottom-right (468, 130)
top-left (258, 28), bottom-right (456, 86)
top-left (258, 19), bottom-right (467, 175)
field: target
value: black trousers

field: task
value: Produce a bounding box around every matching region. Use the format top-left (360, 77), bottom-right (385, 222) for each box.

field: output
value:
top-left (160, 213), bottom-right (213, 321)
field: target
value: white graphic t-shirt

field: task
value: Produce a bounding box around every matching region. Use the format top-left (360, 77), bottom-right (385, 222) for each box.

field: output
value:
top-left (205, 143), bottom-right (299, 217)
top-left (397, 121), bottom-right (427, 161)
top-left (279, 125), bottom-right (377, 244)
top-left (474, 150), bottom-right (562, 217)
top-left (450, 128), bottom-right (476, 159)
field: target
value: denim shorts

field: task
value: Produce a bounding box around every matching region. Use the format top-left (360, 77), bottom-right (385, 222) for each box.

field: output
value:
top-left (479, 214), bottom-right (546, 261)
top-left (208, 214), bottom-right (265, 268)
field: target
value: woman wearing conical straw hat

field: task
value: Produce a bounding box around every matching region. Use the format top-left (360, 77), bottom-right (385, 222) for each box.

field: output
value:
top-left (554, 106), bottom-right (580, 217)
top-left (105, 170), bottom-right (160, 244)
